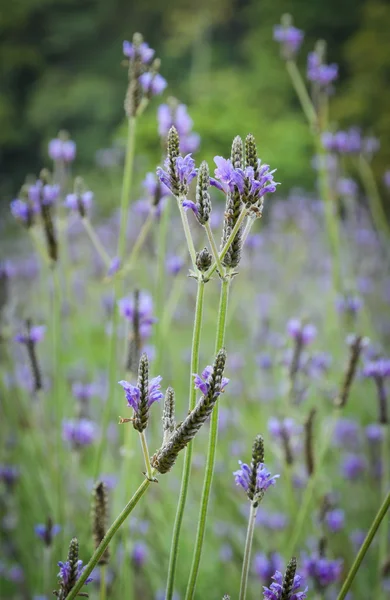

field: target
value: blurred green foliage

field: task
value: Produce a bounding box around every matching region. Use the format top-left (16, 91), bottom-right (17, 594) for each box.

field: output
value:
top-left (1, 0), bottom-right (390, 197)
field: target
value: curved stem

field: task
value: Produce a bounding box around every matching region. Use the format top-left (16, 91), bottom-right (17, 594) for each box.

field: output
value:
top-left (82, 218), bottom-right (111, 267)
top-left (118, 116), bottom-right (137, 260)
top-left (178, 199), bottom-right (197, 269)
top-left (165, 279), bottom-right (206, 600)
top-left (120, 210), bottom-right (155, 275)
top-left (337, 491), bottom-right (390, 600)
top-left (65, 476), bottom-right (153, 600)
top-left (186, 277), bottom-right (230, 600)
top-left (204, 221), bottom-right (224, 276)
top-left (139, 430), bottom-right (153, 481)
top-left (239, 503), bottom-right (258, 600)
top-left (205, 207), bottom-right (249, 280)
top-left (378, 424), bottom-right (389, 597)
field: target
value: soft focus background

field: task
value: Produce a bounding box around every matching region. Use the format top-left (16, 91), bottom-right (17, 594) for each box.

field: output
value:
top-left (1, 0), bottom-right (390, 199)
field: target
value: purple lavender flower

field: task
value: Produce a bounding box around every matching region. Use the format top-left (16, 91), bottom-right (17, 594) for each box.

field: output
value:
top-left (34, 521), bottom-right (61, 546)
top-left (193, 365), bottom-right (229, 397)
top-left (286, 319), bottom-right (317, 345)
top-left (337, 178), bottom-right (358, 197)
top-left (268, 417), bottom-right (302, 439)
top-left (262, 569), bottom-right (307, 599)
top-left (57, 560), bottom-right (92, 587)
top-left (157, 153), bottom-right (197, 196)
top-left (322, 129), bottom-right (362, 154)
top-left (123, 40), bottom-right (154, 63)
top-left (273, 24), bottom-right (304, 58)
top-left (72, 382), bottom-right (96, 402)
top-left (64, 191), bottom-right (93, 214)
top-left (158, 103), bottom-right (192, 137)
top-left (62, 419), bottom-right (97, 448)
top-left (340, 453), bottom-right (366, 480)
top-left (254, 552), bottom-right (283, 582)
top-left (363, 358), bottom-right (390, 379)
top-left (139, 72), bottom-right (167, 96)
top-left (0, 465), bottom-right (19, 486)
top-left (132, 541), bottom-right (148, 568)
top-left (166, 255), bottom-right (184, 276)
top-left (335, 294), bottom-right (363, 316)
top-left (332, 418), bottom-right (361, 450)
top-left (143, 172), bottom-right (170, 200)
top-left (256, 509), bottom-right (288, 531)
top-left (118, 292), bottom-right (156, 338)
top-left (49, 138), bottom-right (76, 163)
top-left (211, 156), bottom-right (245, 194)
top-left (325, 509), bottom-right (345, 532)
top-left (15, 325), bottom-right (46, 345)
top-left (10, 199), bottom-right (36, 225)
top-left (307, 51), bottom-right (338, 87)
top-left (118, 376), bottom-right (163, 411)
top-left (234, 461), bottom-right (279, 494)
top-left (302, 554), bottom-right (343, 588)
top-left (365, 423), bottom-right (383, 443)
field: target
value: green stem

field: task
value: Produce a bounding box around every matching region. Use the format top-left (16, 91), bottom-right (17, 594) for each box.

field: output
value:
top-left (286, 409), bottom-right (339, 558)
top-left (358, 155), bottom-right (390, 243)
top-left (99, 565), bottom-right (106, 600)
top-left (241, 214), bottom-right (256, 248)
top-left (178, 199), bottom-right (197, 268)
top-left (205, 207), bottom-right (249, 280)
top-left (378, 424), bottom-right (389, 597)
top-left (139, 430), bottom-right (153, 481)
top-left (120, 210), bottom-right (155, 275)
top-left (185, 277), bottom-right (230, 600)
top-left (239, 503), bottom-right (258, 600)
top-left (165, 278), bottom-right (206, 600)
top-left (82, 218), bottom-right (112, 267)
top-left (118, 116), bottom-right (137, 260)
top-left (285, 60), bottom-right (317, 128)
top-left (204, 221), bottom-right (224, 276)
top-left (65, 476), bottom-right (153, 600)
top-left (337, 491), bottom-right (390, 600)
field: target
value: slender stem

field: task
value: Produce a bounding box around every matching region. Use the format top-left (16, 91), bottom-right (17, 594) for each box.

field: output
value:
top-left (358, 155), bottom-right (390, 243)
top-left (337, 491), bottom-right (390, 600)
top-left (178, 199), bottom-right (197, 268)
top-left (205, 207), bottom-right (249, 280)
top-left (120, 210), bottom-right (155, 275)
top-left (118, 116), bottom-right (137, 260)
top-left (186, 277), bottom-right (230, 600)
top-left (139, 431), bottom-right (153, 481)
top-left (65, 476), bottom-right (153, 600)
top-left (94, 116), bottom-right (137, 477)
top-left (165, 279), bottom-right (206, 600)
top-left (204, 221), bottom-right (224, 276)
top-left (285, 60), bottom-right (317, 128)
top-left (239, 503), bottom-right (258, 600)
top-left (82, 218), bottom-right (111, 267)
top-left (241, 214), bottom-right (256, 248)
top-left (378, 424), bottom-right (389, 597)
top-left (286, 409), bottom-right (339, 557)
top-left (99, 565), bottom-right (106, 600)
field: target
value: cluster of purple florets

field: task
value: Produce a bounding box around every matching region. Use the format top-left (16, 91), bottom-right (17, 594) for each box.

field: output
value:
top-left (262, 570), bottom-right (307, 600)
top-left (123, 39), bottom-right (166, 96)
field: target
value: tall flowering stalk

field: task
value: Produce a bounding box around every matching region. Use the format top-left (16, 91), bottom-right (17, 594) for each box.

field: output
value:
top-left (235, 435), bottom-right (279, 600)
top-left (274, 14), bottom-right (341, 293)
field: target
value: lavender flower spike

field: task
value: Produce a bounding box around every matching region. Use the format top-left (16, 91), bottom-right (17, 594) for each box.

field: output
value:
top-left (234, 461), bottom-right (279, 501)
top-left (54, 538), bottom-right (92, 600)
top-left (263, 558), bottom-right (308, 600)
top-left (118, 353), bottom-right (163, 432)
top-left (273, 14), bottom-right (304, 59)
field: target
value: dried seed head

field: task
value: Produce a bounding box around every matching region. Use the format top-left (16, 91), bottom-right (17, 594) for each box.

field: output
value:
top-left (245, 133), bottom-right (258, 175)
top-left (152, 349), bottom-right (227, 473)
top-left (334, 335), bottom-right (364, 408)
top-left (162, 387), bottom-right (176, 444)
top-left (231, 135), bottom-right (243, 169)
top-left (196, 247), bottom-right (213, 272)
top-left (195, 161), bottom-right (211, 225)
top-left (133, 353), bottom-right (149, 432)
top-left (248, 434), bottom-right (264, 502)
top-left (281, 557), bottom-right (297, 600)
top-left (92, 482), bottom-right (110, 565)
top-left (166, 126), bottom-right (181, 195)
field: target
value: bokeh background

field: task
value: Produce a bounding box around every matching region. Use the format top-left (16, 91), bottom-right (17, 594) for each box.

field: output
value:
top-left (1, 0), bottom-right (390, 201)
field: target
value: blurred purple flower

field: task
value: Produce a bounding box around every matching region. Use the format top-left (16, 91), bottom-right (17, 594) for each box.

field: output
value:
top-left (365, 423), bottom-right (383, 443)
top-left (286, 319), bottom-right (317, 345)
top-left (49, 138), bottom-right (76, 162)
top-left (15, 325), bottom-right (46, 345)
top-left (332, 419), bottom-right (361, 450)
top-left (307, 52), bottom-right (338, 86)
top-left (64, 191), bottom-right (93, 214)
top-left (302, 554), bottom-right (342, 588)
top-left (0, 465), bottom-right (19, 486)
top-left (132, 541), bottom-right (148, 568)
top-left (139, 72), bottom-right (167, 96)
top-left (166, 255), bottom-right (184, 276)
top-left (34, 522), bottom-right (61, 546)
top-left (123, 41), bottom-right (154, 63)
top-left (254, 552), bottom-right (283, 582)
top-left (62, 419), bottom-right (97, 447)
top-left (273, 24), bottom-right (304, 58)
top-left (325, 509), bottom-right (345, 532)
top-left (118, 292), bottom-right (156, 338)
top-left (340, 453), bottom-right (367, 480)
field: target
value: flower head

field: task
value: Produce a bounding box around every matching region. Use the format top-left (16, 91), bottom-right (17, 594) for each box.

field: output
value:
top-left (307, 51), bottom-right (338, 87)
top-left (35, 519), bottom-right (61, 546)
top-left (118, 292), bottom-right (156, 338)
top-left (273, 24), bottom-right (304, 58)
top-left (119, 376), bottom-right (163, 411)
top-left (123, 40), bottom-right (154, 63)
top-left (49, 138), bottom-right (76, 162)
top-left (325, 508), bottom-right (345, 532)
top-left (139, 72), bottom-right (167, 96)
top-left (254, 552), bottom-right (284, 582)
top-left (62, 419), bottom-right (97, 448)
top-left (234, 461), bottom-right (279, 495)
top-left (302, 553), bottom-right (342, 588)
top-left (287, 319), bottom-right (317, 345)
top-left (64, 191), bottom-right (93, 215)
top-left (157, 152), bottom-right (197, 197)
top-left (193, 365), bottom-right (229, 397)
top-left (363, 358), bottom-right (390, 379)
top-left (15, 325), bottom-right (46, 345)
top-left (263, 564), bottom-right (307, 599)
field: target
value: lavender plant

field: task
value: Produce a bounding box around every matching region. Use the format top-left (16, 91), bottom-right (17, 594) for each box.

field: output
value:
top-left (2, 21), bottom-right (390, 600)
